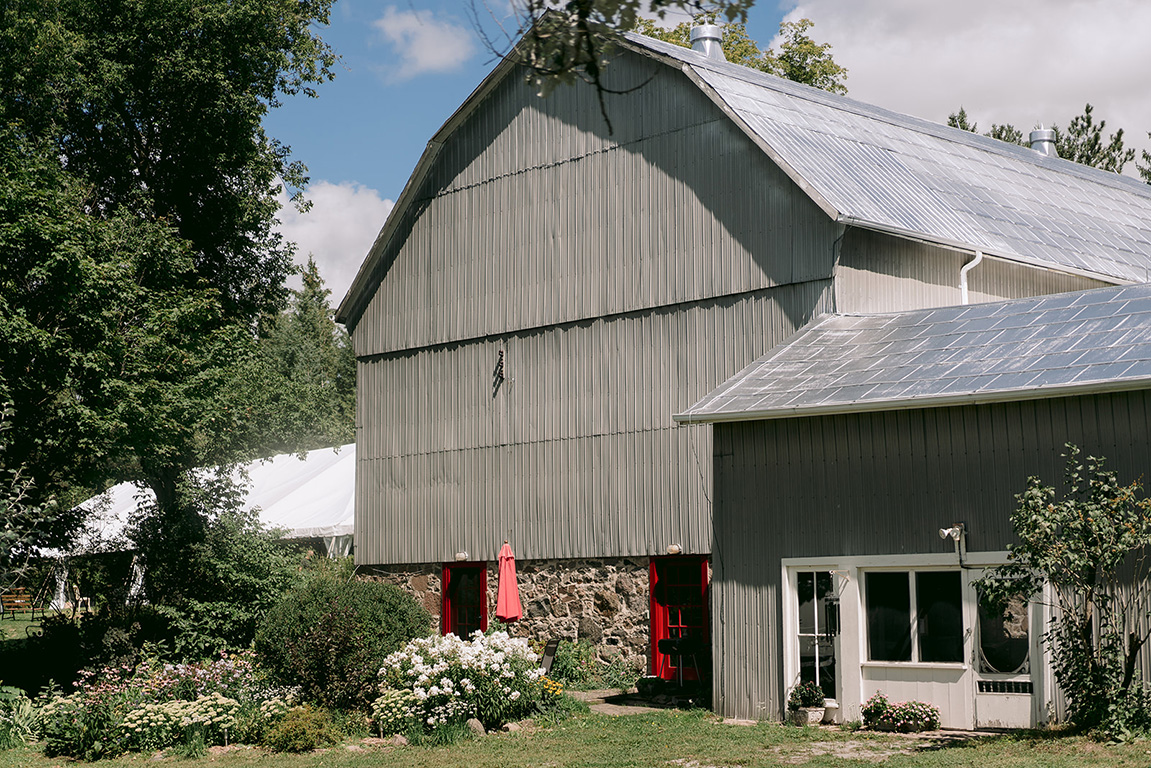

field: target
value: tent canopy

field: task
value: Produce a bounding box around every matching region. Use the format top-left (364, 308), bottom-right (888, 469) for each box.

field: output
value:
top-left (76, 445), bottom-right (355, 554)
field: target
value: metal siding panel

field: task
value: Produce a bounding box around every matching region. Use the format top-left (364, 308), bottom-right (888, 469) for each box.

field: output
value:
top-left (709, 390), bottom-right (1151, 718)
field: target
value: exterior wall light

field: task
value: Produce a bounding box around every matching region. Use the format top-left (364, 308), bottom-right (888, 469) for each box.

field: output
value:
top-left (454, 551), bottom-right (469, 561)
top-left (666, 544), bottom-right (682, 555)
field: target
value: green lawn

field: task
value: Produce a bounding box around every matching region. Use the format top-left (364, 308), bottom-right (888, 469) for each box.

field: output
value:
top-left (0, 613), bottom-right (41, 643)
top-left (2, 709), bottom-right (1149, 768)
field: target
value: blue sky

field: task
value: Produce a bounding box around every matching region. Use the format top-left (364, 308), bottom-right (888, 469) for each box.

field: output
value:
top-left (267, 1), bottom-right (1151, 306)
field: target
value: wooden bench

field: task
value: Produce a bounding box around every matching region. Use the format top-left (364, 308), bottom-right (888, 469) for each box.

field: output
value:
top-left (1, 587), bottom-right (41, 620)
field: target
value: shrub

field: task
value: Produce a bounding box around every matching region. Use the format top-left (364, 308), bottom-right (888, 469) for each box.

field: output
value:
top-left (546, 640), bottom-right (599, 687)
top-left (371, 689), bottom-right (417, 737)
top-left (787, 680), bottom-right (825, 711)
top-left (861, 691), bottom-right (888, 726)
top-left (379, 631), bottom-right (544, 730)
top-left (263, 705), bottom-right (341, 753)
top-left (602, 654), bottom-right (644, 693)
top-left (0, 686), bottom-right (34, 750)
top-left (255, 570), bottom-right (430, 710)
top-left (875, 700), bottom-right (941, 732)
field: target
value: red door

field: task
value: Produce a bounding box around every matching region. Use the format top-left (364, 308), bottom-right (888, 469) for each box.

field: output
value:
top-left (442, 562), bottom-right (487, 638)
top-left (650, 556), bottom-right (709, 682)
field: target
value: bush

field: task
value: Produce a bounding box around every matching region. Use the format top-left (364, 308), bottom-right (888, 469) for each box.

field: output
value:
top-left (861, 691), bottom-right (888, 726)
top-left (378, 631), bottom-right (544, 730)
top-left (255, 568), bottom-right (430, 710)
top-left (35, 649), bottom-right (297, 759)
top-left (875, 700), bottom-right (941, 732)
top-left (0, 686), bottom-right (34, 750)
top-left (546, 640), bottom-right (599, 687)
top-left (263, 705), bottom-right (341, 752)
top-left (787, 680), bottom-right (825, 711)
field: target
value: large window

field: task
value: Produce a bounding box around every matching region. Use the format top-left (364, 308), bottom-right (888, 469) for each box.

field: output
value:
top-left (865, 570), bottom-right (962, 663)
top-left (442, 562), bottom-right (486, 639)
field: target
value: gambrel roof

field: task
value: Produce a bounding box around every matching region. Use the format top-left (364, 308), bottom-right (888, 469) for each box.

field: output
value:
top-left (338, 27), bottom-right (1151, 327)
top-left (675, 283), bottom-right (1151, 423)
top-left (631, 33), bottom-right (1151, 285)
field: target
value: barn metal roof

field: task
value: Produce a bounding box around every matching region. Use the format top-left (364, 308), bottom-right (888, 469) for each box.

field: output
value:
top-left (625, 33), bottom-right (1151, 284)
top-left (674, 284), bottom-right (1151, 423)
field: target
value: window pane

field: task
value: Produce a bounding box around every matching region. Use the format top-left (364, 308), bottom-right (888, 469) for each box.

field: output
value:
top-left (866, 572), bottom-right (911, 661)
top-left (798, 572), bottom-right (816, 635)
top-left (917, 571), bottom-right (963, 662)
top-left (979, 591), bottom-right (1029, 674)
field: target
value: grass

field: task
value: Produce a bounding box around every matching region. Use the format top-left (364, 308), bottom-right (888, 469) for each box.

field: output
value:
top-left (0, 614), bottom-right (41, 644)
top-left (3, 708), bottom-right (1151, 768)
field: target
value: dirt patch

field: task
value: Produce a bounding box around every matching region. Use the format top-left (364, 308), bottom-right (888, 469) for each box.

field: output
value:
top-left (769, 740), bottom-right (915, 764)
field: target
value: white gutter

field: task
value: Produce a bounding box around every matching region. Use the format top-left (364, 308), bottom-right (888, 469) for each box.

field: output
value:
top-left (959, 250), bottom-right (984, 305)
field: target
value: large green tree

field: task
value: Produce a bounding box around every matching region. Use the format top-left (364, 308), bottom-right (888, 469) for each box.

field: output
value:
top-left (633, 16), bottom-right (848, 94)
top-left (0, 0), bottom-right (336, 580)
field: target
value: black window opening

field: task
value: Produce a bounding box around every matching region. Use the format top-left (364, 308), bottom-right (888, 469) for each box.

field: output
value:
top-left (865, 570), bottom-right (962, 663)
top-left (978, 588), bottom-right (1030, 675)
top-left (442, 562), bottom-right (487, 639)
top-left (797, 571), bottom-right (838, 700)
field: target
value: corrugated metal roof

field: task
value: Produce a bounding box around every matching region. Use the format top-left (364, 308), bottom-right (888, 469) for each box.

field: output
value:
top-left (675, 283), bottom-right (1151, 422)
top-left (624, 33), bottom-right (1151, 284)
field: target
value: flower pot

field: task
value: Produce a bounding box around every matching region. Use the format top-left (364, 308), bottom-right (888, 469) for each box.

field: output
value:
top-left (788, 707), bottom-right (825, 726)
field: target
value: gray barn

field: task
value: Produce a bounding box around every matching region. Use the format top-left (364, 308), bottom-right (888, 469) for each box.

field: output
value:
top-left (337, 25), bottom-right (1151, 725)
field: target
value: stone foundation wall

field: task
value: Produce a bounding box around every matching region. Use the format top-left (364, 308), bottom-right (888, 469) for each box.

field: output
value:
top-left (361, 556), bottom-right (652, 665)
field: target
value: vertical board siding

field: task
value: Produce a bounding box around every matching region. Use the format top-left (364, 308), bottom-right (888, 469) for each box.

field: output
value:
top-left (835, 228), bottom-right (1107, 314)
top-left (712, 390), bottom-right (1151, 720)
top-left (356, 280), bottom-right (836, 566)
top-left (351, 54), bottom-right (837, 358)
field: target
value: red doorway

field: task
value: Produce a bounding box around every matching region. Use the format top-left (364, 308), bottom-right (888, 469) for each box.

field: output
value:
top-left (442, 562), bottom-right (487, 638)
top-left (650, 556), bottom-right (709, 682)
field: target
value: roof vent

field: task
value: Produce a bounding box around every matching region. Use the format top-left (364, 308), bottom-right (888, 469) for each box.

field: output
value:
top-left (690, 25), bottom-right (726, 61)
top-left (1029, 127), bottom-right (1057, 157)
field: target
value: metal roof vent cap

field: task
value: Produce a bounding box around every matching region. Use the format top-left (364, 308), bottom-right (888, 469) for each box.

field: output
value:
top-left (1030, 127), bottom-right (1058, 157)
top-left (690, 24), bottom-right (726, 61)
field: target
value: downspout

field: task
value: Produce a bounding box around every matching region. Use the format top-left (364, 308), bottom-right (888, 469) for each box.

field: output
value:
top-left (960, 250), bottom-right (984, 305)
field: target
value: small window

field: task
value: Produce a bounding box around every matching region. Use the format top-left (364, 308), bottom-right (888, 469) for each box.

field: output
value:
top-left (865, 570), bottom-right (962, 663)
top-left (442, 562), bottom-right (486, 638)
top-left (797, 571), bottom-right (838, 699)
top-left (978, 589), bottom-right (1030, 674)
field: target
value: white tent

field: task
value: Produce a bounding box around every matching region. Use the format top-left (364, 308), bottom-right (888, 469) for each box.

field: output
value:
top-left (77, 444), bottom-right (356, 558)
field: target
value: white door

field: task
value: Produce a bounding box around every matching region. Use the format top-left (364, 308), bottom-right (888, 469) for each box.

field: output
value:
top-left (972, 574), bottom-right (1038, 729)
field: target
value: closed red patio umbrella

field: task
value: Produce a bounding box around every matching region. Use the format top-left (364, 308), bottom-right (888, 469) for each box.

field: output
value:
top-left (496, 540), bottom-right (522, 623)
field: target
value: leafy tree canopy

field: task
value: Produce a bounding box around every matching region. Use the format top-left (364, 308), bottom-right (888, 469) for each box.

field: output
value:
top-left (0, 0), bottom-right (337, 323)
top-left (633, 15), bottom-right (848, 94)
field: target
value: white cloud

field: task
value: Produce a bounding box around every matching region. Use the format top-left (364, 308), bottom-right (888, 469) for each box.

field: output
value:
top-left (276, 181), bottom-right (395, 307)
top-left (373, 6), bottom-right (478, 81)
top-left (779, 0), bottom-right (1151, 171)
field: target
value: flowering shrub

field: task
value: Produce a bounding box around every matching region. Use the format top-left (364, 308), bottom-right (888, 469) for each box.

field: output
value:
top-left (787, 681), bottom-right (825, 711)
top-left (875, 700), bottom-right (941, 732)
top-left (861, 691), bottom-right (889, 726)
top-left (36, 651), bottom-right (301, 759)
top-left (370, 689), bottom-right (417, 736)
top-left (0, 686), bottom-right (34, 750)
top-left (379, 631), bottom-right (544, 730)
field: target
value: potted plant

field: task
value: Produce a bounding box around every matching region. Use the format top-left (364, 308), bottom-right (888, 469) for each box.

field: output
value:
top-left (786, 680), bottom-right (826, 725)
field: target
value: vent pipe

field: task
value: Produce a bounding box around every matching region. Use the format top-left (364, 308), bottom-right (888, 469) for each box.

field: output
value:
top-left (690, 25), bottom-right (726, 61)
top-left (1029, 127), bottom-right (1057, 157)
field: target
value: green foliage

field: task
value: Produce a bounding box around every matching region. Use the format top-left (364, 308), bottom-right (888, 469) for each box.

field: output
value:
top-left (976, 445), bottom-right (1151, 733)
top-left (1054, 104), bottom-right (1135, 173)
top-left (861, 691), bottom-right (888, 727)
top-left (131, 471), bottom-right (302, 659)
top-left (547, 639), bottom-right (601, 687)
top-left (379, 632), bottom-right (543, 730)
top-left (947, 107), bottom-right (1025, 146)
top-left (252, 258), bottom-right (356, 455)
top-left (371, 689), bottom-right (417, 737)
top-left (0, 686), bottom-right (35, 750)
top-left (787, 680), bottom-right (824, 711)
top-left (633, 16), bottom-right (847, 94)
top-left (255, 567), bottom-right (431, 710)
top-left (601, 654), bottom-right (644, 693)
top-left (262, 705), bottom-right (340, 753)
top-left (874, 700), bottom-right (941, 732)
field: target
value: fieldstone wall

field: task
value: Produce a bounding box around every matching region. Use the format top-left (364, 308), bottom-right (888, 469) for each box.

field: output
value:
top-left (361, 556), bottom-right (652, 663)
